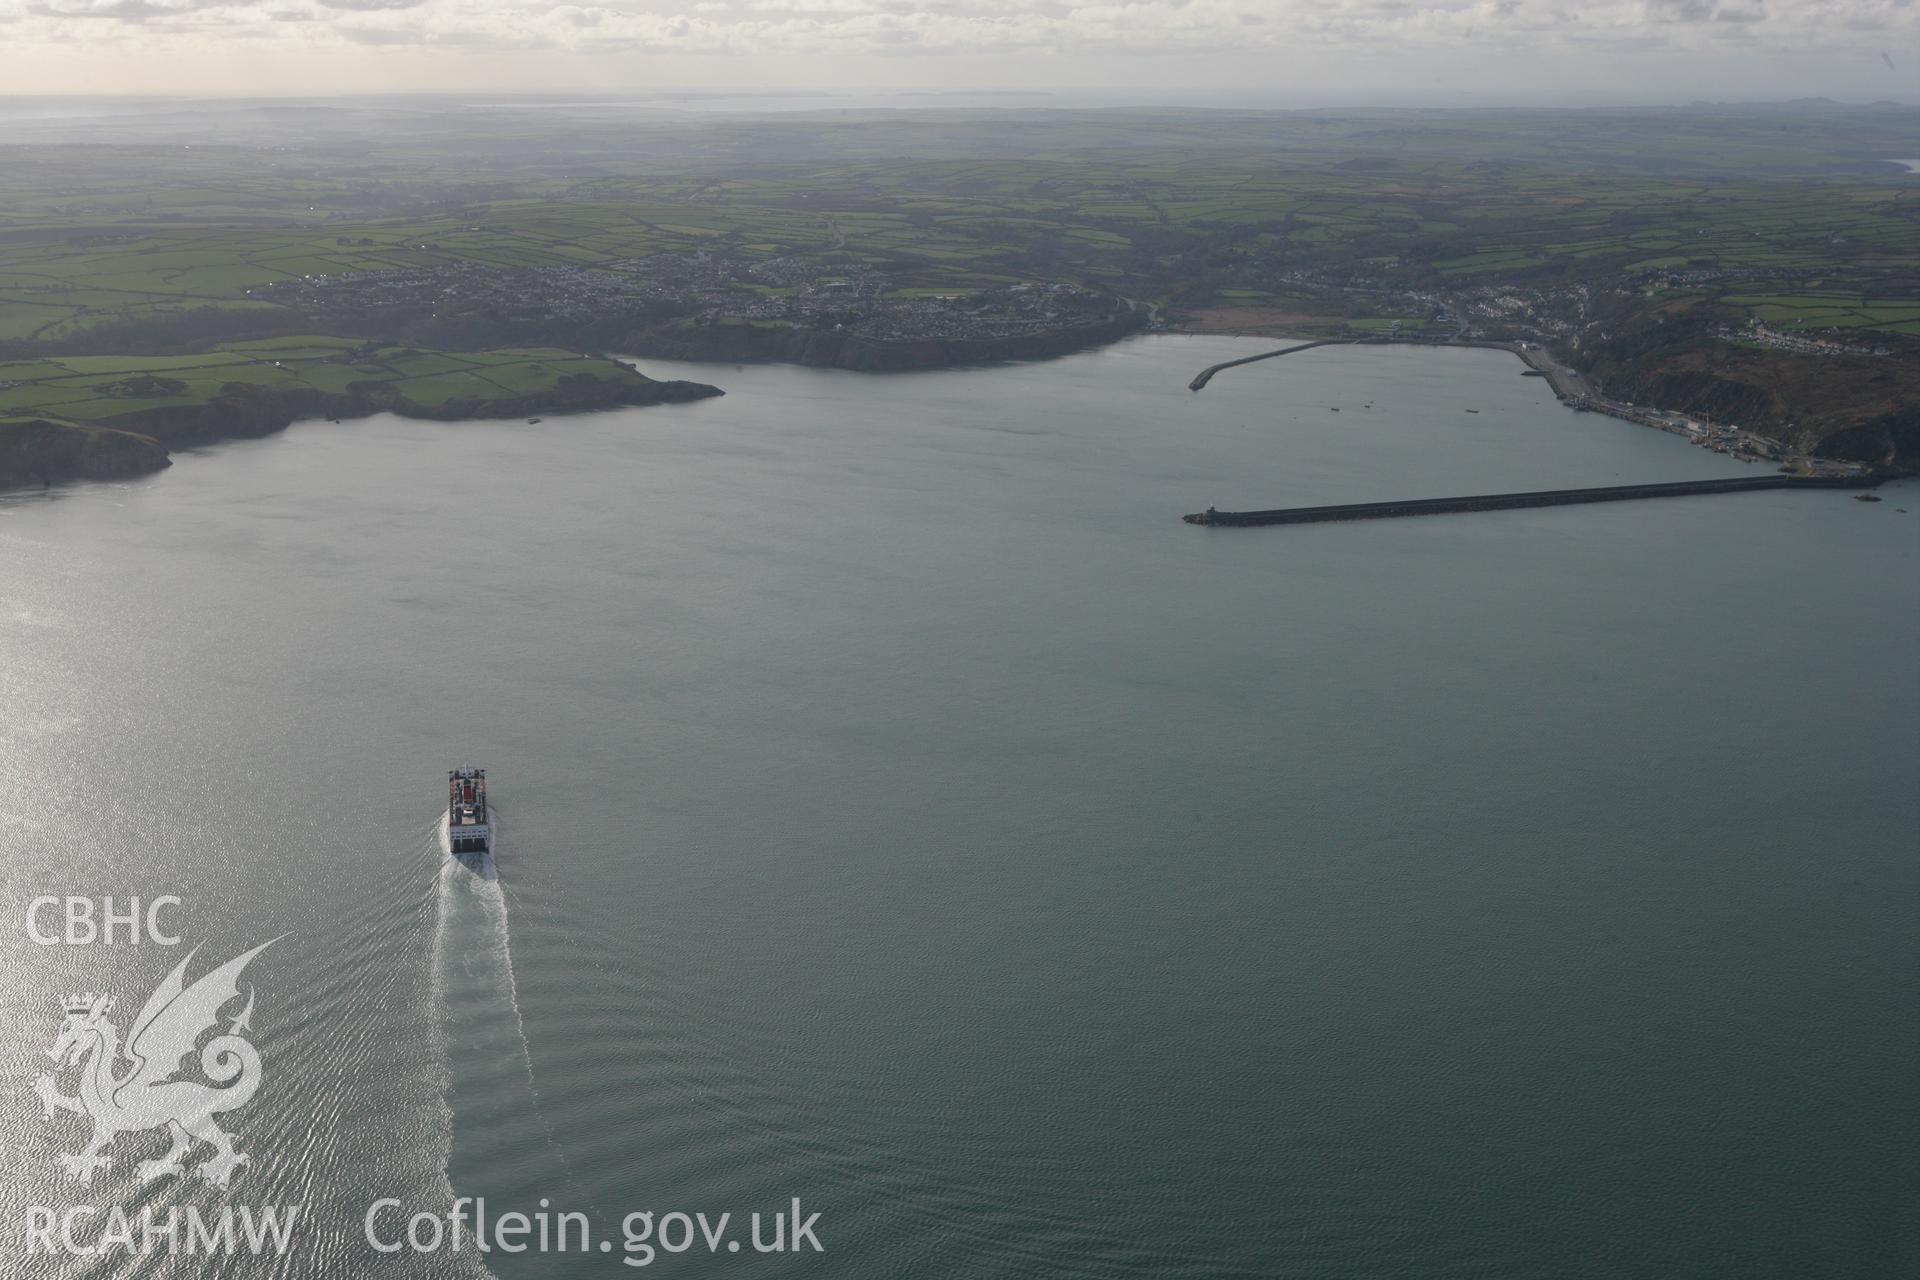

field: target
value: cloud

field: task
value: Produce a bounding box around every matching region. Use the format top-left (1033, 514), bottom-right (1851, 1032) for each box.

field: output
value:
top-left (742, 0), bottom-right (881, 12)
top-left (26, 0), bottom-right (225, 17)
top-left (335, 21), bottom-right (412, 38)
top-left (2, 0), bottom-right (1914, 60)
top-left (1645, 0), bottom-right (1765, 22)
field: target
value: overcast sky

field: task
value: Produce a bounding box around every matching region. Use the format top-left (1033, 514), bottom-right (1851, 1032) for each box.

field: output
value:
top-left (0, 0), bottom-right (1913, 100)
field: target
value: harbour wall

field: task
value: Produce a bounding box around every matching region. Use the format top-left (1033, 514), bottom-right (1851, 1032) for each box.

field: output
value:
top-left (1187, 339), bottom-right (1353, 390)
top-left (1183, 476), bottom-right (1883, 527)
top-left (1187, 336), bottom-right (1596, 414)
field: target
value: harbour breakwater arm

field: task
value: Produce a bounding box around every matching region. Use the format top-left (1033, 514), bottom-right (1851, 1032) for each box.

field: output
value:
top-left (1183, 475), bottom-right (1883, 528)
top-left (1187, 336), bottom-right (1582, 395)
top-left (1181, 334), bottom-right (1823, 472)
top-left (1187, 339), bottom-right (1354, 391)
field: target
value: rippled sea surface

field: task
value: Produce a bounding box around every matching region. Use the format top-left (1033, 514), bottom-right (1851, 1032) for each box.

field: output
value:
top-left (2, 337), bottom-right (1914, 1278)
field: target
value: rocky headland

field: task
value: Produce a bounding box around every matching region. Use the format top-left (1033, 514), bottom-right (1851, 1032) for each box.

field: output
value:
top-left (0, 370), bottom-right (722, 491)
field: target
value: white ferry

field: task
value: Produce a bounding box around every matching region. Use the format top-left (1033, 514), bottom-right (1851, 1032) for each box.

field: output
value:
top-left (447, 767), bottom-right (490, 855)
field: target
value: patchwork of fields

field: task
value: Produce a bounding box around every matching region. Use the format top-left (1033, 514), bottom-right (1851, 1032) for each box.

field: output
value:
top-left (1725, 291), bottom-right (1920, 335)
top-left (3, 149), bottom-right (1915, 345)
top-left (1, 101), bottom-right (1914, 468)
top-left (0, 337), bottom-right (667, 422)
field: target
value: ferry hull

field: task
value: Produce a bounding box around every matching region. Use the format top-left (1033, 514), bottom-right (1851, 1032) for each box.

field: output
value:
top-left (449, 824), bottom-right (491, 855)
top-left (448, 766), bottom-right (491, 855)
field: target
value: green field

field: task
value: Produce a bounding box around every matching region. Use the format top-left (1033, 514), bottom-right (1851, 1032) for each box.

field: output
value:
top-left (0, 99), bottom-right (1914, 459)
top-left (0, 339), bottom-right (652, 424)
top-left (2, 110), bottom-right (1915, 345)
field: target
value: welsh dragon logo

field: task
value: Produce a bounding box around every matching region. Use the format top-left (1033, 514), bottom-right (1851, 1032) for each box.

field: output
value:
top-left (32, 941), bottom-right (274, 1189)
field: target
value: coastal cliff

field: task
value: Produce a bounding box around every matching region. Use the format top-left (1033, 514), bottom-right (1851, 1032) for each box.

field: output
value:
top-left (624, 312), bottom-right (1147, 372)
top-left (108, 371), bottom-right (722, 451)
top-left (0, 418), bottom-right (172, 487)
top-left (1, 368), bottom-right (721, 491)
top-left (1576, 329), bottom-right (1917, 473)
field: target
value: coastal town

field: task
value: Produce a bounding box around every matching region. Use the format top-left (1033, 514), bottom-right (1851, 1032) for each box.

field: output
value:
top-left (257, 255), bottom-right (1135, 348)
top-left (249, 249), bottom-right (1884, 477)
top-left (1725, 321), bottom-right (1892, 359)
top-left (1179, 263), bottom-right (1879, 477)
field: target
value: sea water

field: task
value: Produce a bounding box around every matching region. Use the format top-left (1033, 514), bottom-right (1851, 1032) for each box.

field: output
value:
top-left (1, 336), bottom-right (1913, 1277)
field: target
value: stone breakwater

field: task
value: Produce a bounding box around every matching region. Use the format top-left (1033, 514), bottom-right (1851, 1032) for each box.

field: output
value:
top-left (1186, 339), bottom-right (1351, 390)
top-left (1183, 476), bottom-right (1884, 528)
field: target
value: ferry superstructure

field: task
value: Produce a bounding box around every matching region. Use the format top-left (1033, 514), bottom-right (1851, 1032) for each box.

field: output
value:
top-left (448, 767), bottom-right (490, 855)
